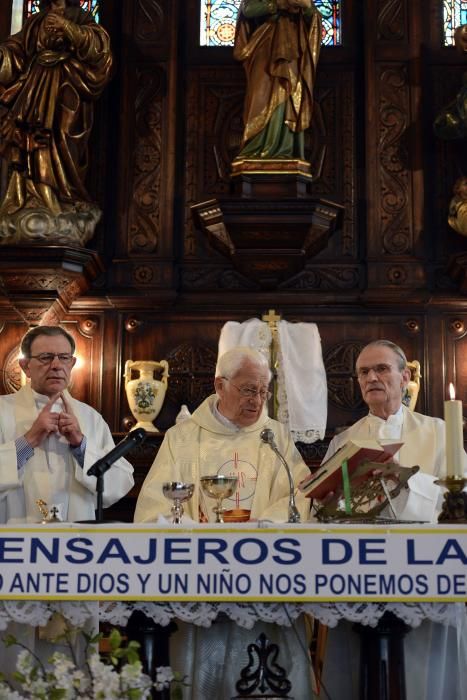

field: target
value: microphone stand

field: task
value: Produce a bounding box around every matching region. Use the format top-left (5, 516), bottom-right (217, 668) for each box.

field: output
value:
top-left (272, 446), bottom-right (301, 523)
top-left (79, 428), bottom-right (147, 523)
top-left (261, 430), bottom-right (301, 523)
top-left (89, 460), bottom-right (111, 523)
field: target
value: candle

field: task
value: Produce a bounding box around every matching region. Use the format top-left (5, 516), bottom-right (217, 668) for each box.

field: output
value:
top-left (444, 383), bottom-right (464, 478)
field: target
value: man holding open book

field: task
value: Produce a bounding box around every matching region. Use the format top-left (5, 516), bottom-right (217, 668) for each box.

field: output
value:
top-left (321, 339), bottom-right (467, 522)
top-left (320, 339), bottom-right (467, 700)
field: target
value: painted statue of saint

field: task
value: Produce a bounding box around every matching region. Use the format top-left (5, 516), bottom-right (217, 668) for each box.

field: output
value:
top-left (0, 0), bottom-right (112, 245)
top-left (233, 0), bottom-right (322, 161)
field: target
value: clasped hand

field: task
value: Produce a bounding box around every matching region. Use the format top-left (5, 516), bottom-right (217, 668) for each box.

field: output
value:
top-left (25, 393), bottom-right (83, 449)
top-left (44, 12), bottom-right (72, 38)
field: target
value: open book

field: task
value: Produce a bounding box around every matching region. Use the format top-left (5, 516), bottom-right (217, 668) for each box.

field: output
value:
top-left (298, 439), bottom-right (403, 499)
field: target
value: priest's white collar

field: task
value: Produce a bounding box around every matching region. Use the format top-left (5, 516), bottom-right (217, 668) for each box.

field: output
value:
top-left (212, 399), bottom-right (241, 431)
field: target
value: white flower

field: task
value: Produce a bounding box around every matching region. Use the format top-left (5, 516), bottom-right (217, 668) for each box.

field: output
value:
top-left (155, 665), bottom-right (174, 686)
top-left (0, 627), bottom-right (187, 700)
top-left (0, 690), bottom-right (26, 700)
top-left (16, 649), bottom-right (35, 675)
top-left (89, 655), bottom-right (121, 698)
top-left (119, 661), bottom-right (153, 699)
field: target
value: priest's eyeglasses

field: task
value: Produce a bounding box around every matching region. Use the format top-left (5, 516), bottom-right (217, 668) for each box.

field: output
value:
top-left (357, 363), bottom-right (394, 379)
top-left (29, 353), bottom-right (74, 365)
top-left (223, 378), bottom-right (271, 401)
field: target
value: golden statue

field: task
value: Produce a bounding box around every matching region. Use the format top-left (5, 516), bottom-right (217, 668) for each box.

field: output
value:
top-left (0, 0), bottom-right (112, 246)
top-left (233, 0), bottom-right (322, 163)
top-left (448, 176), bottom-right (467, 237)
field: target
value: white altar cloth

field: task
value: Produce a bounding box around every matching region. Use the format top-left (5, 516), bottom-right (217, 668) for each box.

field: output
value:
top-left (1, 600), bottom-right (465, 700)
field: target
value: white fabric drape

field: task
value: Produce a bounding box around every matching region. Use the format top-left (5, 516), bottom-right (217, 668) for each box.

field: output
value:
top-left (217, 318), bottom-right (272, 369)
top-left (277, 320), bottom-right (327, 442)
top-left (218, 318), bottom-right (327, 443)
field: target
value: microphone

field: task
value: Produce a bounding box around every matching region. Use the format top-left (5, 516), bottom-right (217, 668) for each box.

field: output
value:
top-left (88, 428), bottom-right (147, 477)
top-left (260, 428), bottom-right (301, 523)
top-left (260, 428), bottom-right (277, 449)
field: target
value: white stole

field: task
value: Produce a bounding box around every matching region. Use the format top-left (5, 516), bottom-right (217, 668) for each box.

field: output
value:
top-left (14, 385), bottom-right (84, 521)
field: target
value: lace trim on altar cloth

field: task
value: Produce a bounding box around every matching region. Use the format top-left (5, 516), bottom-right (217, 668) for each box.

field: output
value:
top-left (290, 428), bottom-right (324, 443)
top-left (1, 601), bottom-right (465, 631)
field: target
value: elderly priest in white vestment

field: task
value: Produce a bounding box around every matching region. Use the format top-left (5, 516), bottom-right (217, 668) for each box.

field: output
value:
top-left (134, 346), bottom-right (315, 699)
top-left (135, 345), bottom-right (310, 523)
top-left (321, 339), bottom-right (467, 700)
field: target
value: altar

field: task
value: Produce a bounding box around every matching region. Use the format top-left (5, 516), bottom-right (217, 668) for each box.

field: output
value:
top-left (0, 523), bottom-right (466, 699)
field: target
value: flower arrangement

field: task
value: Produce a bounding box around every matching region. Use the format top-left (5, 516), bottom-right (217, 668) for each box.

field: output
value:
top-left (0, 625), bottom-right (188, 700)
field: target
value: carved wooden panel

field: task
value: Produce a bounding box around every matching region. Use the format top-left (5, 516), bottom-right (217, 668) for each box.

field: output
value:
top-left (135, 0), bottom-right (165, 46)
top-left (180, 263), bottom-right (256, 292)
top-left (165, 342), bottom-right (218, 410)
top-left (184, 66), bottom-right (243, 257)
top-left (279, 264), bottom-right (362, 291)
top-left (127, 67), bottom-right (165, 254)
top-left (444, 316), bottom-right (467, 413)
top-left (376, 0), bottom-right (407, 42)
top-left (307, 68), bottom-right (356, 258)
top-left (324, 341), bottom-right (365, 412)
top-left (377, 63), bottom-right (412, 256)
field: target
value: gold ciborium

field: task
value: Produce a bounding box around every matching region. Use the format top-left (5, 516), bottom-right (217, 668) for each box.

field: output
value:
top-left (200, 475), bottom-right (238, 523)
top-left (162, 482), bottom-right (194, 524)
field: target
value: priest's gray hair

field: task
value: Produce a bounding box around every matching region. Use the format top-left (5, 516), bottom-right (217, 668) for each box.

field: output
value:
top-left (358, 339), bottom-right (408, 371)
top-left (216, 346), bottom-right (272, 381)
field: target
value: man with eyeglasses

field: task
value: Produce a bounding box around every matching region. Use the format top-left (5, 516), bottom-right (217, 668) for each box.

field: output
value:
top-left (135, 345), bottom-right (310, 524)
top-left (0, 325), bottom-right (134, 523)
top-left (134, 346), bottom-right (313, 700)
top-left (323, 339), bottom-right (467, 521)
top-left (320, 340), bottom-right (467, 700)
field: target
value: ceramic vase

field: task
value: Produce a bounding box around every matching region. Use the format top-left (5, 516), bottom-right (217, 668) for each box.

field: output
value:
top-left (124, 360), bottom-right (169, 432)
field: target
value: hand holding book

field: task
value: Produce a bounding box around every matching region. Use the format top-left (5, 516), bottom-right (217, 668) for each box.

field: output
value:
top-left (299, 439), bottom-right (404, 500)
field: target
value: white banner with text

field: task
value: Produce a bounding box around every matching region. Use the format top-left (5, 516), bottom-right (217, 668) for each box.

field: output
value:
top-left (0, 523), bottom-right (466, 602)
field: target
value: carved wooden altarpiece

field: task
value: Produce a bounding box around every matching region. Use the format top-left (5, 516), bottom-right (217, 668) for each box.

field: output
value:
top-left (191, 173), bottom-right (344, 288)
top-left (0, 246), bottom-right (103, 325)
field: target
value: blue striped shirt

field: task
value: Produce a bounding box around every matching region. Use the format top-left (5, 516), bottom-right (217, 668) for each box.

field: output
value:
top-left (15, 435), bottom-right (87, 470)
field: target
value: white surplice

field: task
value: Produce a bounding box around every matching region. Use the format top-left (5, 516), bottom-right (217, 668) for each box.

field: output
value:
top-left (0, 384), bottom-right (134, 523)
top-left (321, 406), bottom-right (467, 700)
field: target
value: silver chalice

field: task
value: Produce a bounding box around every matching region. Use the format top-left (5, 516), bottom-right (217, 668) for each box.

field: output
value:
top-left (200, 475), bottom-right (238, 523)
top-left (162, 481), bottom-right (194, 524)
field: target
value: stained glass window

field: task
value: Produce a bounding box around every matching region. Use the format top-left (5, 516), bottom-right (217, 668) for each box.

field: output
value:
top-left (200, 0), bottom-right (341, 47)
top-left (443, 0), bottom-right (467, 45)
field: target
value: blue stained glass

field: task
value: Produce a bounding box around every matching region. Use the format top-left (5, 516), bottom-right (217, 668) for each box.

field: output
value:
top-left (27, 1), bottom-right (100, 23)
top-left (443, 0), bottom-right (467, 45)
top-left (200, 0), bottom-right (341, 47)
